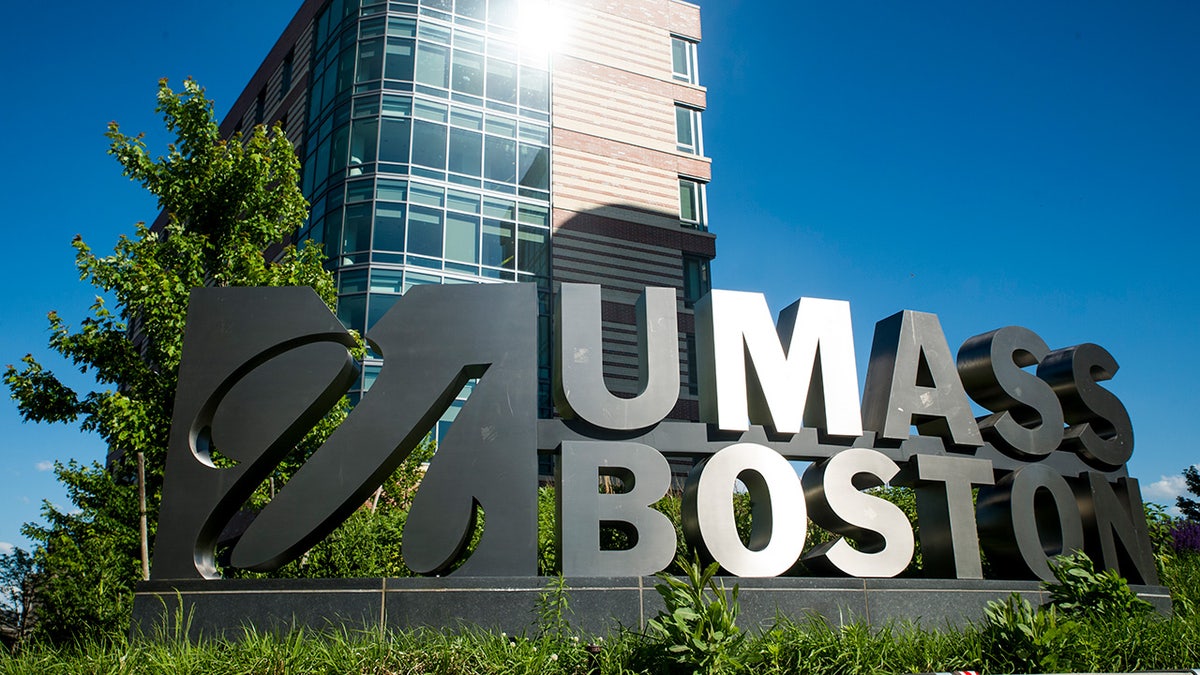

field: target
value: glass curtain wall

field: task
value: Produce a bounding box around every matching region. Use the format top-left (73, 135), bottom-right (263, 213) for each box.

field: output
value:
top-left (299, 0), bottom-right (553, 427)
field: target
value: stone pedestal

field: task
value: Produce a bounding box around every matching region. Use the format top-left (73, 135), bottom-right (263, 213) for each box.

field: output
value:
top-left (131, 576), bottom-right (1173, 641)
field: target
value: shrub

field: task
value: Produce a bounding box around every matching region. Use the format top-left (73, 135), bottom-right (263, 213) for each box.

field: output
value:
top-left (647, 557), bottom-right (745, 674)
top-left (1171, 520), bottom-right (1200, 553)
top-left (982, 593), bottom-right (1074, 673)
top-left (1161, 551), bottom-right (1200, 616)
top-left (1044, 552), bottom-right (1152, 620)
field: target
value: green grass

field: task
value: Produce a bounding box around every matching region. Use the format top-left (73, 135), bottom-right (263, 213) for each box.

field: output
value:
top-left (3, 553), bottom-right (1198, 674)
top-left (2, 614), bottom-right (1197, 675)
top-left (1, 613), bottom-right (1197, 674)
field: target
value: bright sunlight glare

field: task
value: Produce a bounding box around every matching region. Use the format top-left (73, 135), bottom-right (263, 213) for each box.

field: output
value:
top-left (517, 0), bottom-right (570, 62)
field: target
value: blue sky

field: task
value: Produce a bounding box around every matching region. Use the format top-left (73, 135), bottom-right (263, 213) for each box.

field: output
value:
top-left (0, 1), bottom-right (1197, 552)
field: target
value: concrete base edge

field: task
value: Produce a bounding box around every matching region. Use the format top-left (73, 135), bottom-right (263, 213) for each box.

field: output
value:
top-left (131, 576), bottom-right (1173, 641)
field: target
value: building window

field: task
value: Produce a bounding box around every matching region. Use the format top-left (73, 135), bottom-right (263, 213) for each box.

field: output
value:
top-left (683, 256), bottom-right (710, 307)
top-left (255, 88), bottom-right (266, 125)
top-left (280, 50), bottom-right (295, 101)
top-left (671, 36), bottom-right (698, 84)
top-left (679, 177), bottom-right (706, 230)
top-left (675, 104), bottom-right (702, 155)
top-left (685, 333), bottom-right (698, 396)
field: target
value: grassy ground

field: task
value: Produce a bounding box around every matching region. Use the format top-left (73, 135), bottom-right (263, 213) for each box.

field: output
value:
top-left (0, 614), bottom-right (1196, 675)
top-left (2, 553), bottom-right (1196, 674)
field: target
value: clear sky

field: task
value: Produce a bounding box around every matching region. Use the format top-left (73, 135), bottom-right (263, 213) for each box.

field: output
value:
top-left (0, 1), bottom-right (1197, 552)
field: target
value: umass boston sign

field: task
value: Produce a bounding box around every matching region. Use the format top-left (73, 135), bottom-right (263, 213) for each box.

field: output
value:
top-left (136, 282), bottom-right (1164, 634)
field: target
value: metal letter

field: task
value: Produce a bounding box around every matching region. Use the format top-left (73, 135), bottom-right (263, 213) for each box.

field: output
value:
top-left (801, 448), bottom-right (914, 578)
top-left (683, 443), bottom-right (808, 577)
top-left (977, 465), bottom-right (1085, 581)
top-left (557, 441), bottom-right (676, 576)
top-left (1076, 472), bottom-right (1158, 585)
top-left (1038, 344), bottom-right (1133, 470)
top-left (554, 283), bottom-right (679, 430)
top-left (861, 310), bottom-right (983, 447)
top-left (152, 288), bottom-right (360, 580)
top-left (957, 326), bottom-right (1065, 459)
top-left (899, 455), bottom-right (995, 579)
top-left (696, 291), bottom-right (862, 436)
top-left (262, 283), bottom-right (536, 576)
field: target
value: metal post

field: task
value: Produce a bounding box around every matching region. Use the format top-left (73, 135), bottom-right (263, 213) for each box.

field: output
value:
top-left (138, 452), bottom-right (149, 581)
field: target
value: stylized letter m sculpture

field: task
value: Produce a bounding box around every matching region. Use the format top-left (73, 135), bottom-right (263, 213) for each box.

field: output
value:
top-left (151, 284), bottom-right (538, 580)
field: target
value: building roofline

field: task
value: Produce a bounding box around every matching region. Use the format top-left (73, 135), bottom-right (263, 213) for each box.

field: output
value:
top-left (218, 0), bottom-right (327, 137)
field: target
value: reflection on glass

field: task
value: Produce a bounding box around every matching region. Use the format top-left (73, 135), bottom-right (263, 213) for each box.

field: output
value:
top-left (444, 212), bottom-right (479, 264)
top-left (412, 120), bottom-right (448, 169)
top-left (452, 50), bottom-right (485, 96)
top-left (370, 269), bottom-right (405, 294)
top-left (336, 48), bottom-right (356, 97)
top-left (356, 38), bottom-right (384, 83)
top-left (518, 145), bottom-right (549, 190)
top-left (456, 0), bottom-right (485, 19)
top-left (382, 94), bottom-right (412, 117)
top-left (482, 219), bottom-right (515, 268)
top-left (337, 294), bottom-right (366, 334)
top-left (483, 196), bottom-right (516, 219)
top-left (448, 127), bottom-right (483, 176)
top-left (342, 203), bottom-right (373, 252)
top-left (483, 136), bottom-right (516, 182)
top-left (519, 203), bottom-right (549, 227)
top-left (374, 203), bottom-right (406, 251)
top-left (379, 117), bottom-right (411, 163)
top-left (350, 118), bottom-right (379, 168)
top-left (388, 17), bottom-right (416, 37)
top-left (676, 106), bottom-right (694, 148)
top-left (377, 179), bottom-right (407, 203)
top-left (385, 38), bottom-right (415, 80)
top-left (517, 227), bottom-right (547, 276)
top-left (519, 66), bottom-right (548, 111)
top-left (489, 0), bottom-right (517, 27)
top-left (367, 293), bottom-right (401, 328)
top-left (415, 43), bottom-right (449, 88)
top-left (414, 98), bottom-right (448, 122)
top-left (329, 124), bottom-right (350, 175)
top-left (486, 59), bottom-right (518, 103)
top-left (339, 269), bottom-right (369, 294)
top-left (679, 179), bottom-right (699, 223)
top-left (408, 205), bottom-right (444, 257)
top-left (447, 188), bottom-right (481, 214)
top-left (409, 182), bottom-right (444, 207)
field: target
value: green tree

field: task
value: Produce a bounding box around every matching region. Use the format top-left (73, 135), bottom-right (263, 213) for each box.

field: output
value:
top-left (1178, 466), bottom-right (1200, 521)
top-left (4, 78), bottom-right (335, 643)
top-left (0, 546), bottom-right (36, 648)
top-left (255, 438), bottom-right (434, 580)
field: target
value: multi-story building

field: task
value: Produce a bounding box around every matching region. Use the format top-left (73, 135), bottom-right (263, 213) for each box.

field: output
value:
top-left (218, 0), bottom-right (714, 432)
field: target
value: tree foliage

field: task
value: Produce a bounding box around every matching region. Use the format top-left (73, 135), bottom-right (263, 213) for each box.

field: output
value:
top-left (0, 546), bottom-right (36, 648)
top-left (256, 439), bottom-right (436, 579)
top-left (4, 78), bottom-right (335, 644)
top-left (1178, 465), bottom-right (1200, 522)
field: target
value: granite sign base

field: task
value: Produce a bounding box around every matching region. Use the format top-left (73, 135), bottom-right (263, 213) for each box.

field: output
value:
top-left (131, 576), bottom-right (1173, 641)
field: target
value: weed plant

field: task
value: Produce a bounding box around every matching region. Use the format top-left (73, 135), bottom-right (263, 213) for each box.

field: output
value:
top-left (646, 557), bottom-right (745, 673)
top-left (1043, 551), bottom-right (1152, 619)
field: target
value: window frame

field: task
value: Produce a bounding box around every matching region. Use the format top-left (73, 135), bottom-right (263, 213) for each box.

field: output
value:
top-left (675, 104), bottom-right (703, 155)
top-left (255, 88), bottom-right (266, 125)
top-left (682, 255), bottom-right (711, 308)
top-left (280, 49), bottom-right (295, 101)
top-left (678, 176), bottom-right (707, 230)
top-left (671, 35), bottom-right (699, 85)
